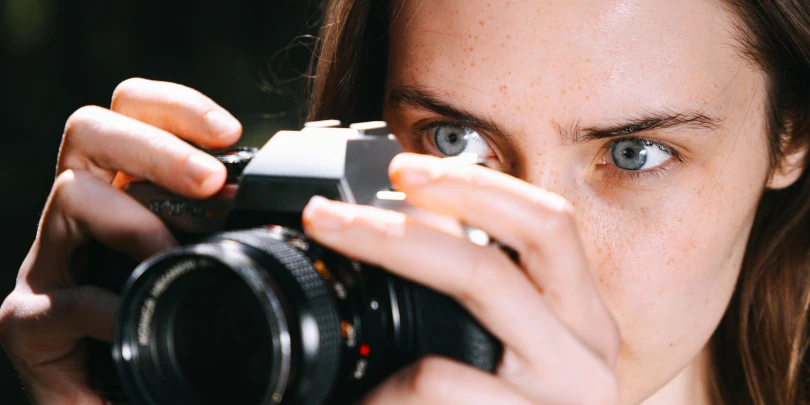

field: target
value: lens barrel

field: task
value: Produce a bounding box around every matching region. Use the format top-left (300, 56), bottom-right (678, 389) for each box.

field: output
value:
top-left (112, 228), bottom-right (342, 405)
top-left (110, 226), bottom-right (501, 405)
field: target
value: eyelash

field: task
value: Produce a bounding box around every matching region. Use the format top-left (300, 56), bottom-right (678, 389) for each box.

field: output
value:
top-left (410, 119), bottom-right (500, 159)
top-left (411, 120), bottom-right (474, 144)
top-left (598, 136), bottom-right (684, 182)
top-left (409, 120), bottom-right (683, 182)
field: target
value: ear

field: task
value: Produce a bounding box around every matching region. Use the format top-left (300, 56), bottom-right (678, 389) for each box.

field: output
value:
top-left (767, 143), bottom-right (808, 190)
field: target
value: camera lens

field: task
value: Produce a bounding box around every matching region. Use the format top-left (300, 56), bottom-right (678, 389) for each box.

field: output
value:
top-left (112, 229), bottom-right (343, 405)
top-left (110, 227), bottom-right (500, 405)
top-left (161, 265), bottom-right (271, 403)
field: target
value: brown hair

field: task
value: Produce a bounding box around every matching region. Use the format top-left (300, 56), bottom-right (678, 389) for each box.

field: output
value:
top-left (306, 1), bottom-right (810, 404)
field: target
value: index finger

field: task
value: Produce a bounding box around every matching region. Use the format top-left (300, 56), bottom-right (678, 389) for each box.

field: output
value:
top-left (389, 153), bottom-right (620, 365)
top-left (111, 78), bottom-right (242, 150)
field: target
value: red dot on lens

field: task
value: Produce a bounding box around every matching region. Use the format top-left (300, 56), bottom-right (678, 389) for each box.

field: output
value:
top-left (360, 344), bottom-right (370, 357)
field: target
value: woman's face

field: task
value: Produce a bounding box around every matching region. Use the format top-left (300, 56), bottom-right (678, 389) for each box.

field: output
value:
top-left (383, 0), bottom-right (773, 402)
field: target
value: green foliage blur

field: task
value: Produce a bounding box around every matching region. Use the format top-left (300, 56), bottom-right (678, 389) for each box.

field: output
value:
top-left (0, 1), bottom-right (316, 401)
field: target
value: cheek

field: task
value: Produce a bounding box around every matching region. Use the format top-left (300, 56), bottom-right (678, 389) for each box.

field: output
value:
top-left (576, 89), bottom-right (770, 355)
top-left (580, 183), bottom-right (750, 328)
top-left (573, 165), bottom-right (761, 391)
top-left (567, 106), bottom-right (770, 393)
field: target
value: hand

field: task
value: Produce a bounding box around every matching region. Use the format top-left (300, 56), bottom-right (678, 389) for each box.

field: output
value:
top-left (302, 153), bottom-right (621, 404)
top-left (0, 78), bottom-right (241, 404)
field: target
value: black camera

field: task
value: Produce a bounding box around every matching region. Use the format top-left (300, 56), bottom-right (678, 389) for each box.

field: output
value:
top-left (85, 120), bottom-right (503, 405)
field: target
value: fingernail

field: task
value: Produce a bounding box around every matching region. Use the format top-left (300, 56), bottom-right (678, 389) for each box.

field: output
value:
top-left (303, 196), bottom-right (354, 230)
top-left (205, 110), bottom-right (241, 138)
top-left (185, 154), bottom-right (221, 185)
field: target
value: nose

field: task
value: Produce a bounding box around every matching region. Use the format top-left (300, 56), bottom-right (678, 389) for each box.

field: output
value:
top-left (517, 150), bottom-right (581, 209)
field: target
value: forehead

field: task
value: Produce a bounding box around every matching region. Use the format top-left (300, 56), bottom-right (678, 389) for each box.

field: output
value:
top-left (387, 0), bottom-right (749, 122)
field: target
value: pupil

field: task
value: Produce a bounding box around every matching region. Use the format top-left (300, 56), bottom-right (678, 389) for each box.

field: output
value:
top-left (622, 148), bottom-right (636, 159)
top-left (448, 133), bottom-right (458, 143)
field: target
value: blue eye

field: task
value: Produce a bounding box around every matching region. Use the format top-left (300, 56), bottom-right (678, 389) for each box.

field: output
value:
top-left (610, 138), bottom-right (673, 170)
top-left (430, 124), bottom-right (493, 157)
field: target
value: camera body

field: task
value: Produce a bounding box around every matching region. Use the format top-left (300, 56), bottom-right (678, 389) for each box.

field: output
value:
top-left (86, 120), bottom-right (502, 405)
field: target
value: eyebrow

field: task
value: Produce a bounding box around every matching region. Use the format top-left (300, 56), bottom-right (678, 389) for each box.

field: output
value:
top-left (559, 111), bottom-right (722, 145)
top-left (386, 85), bottom-right (512, 141)
top-left (386, 85), bottom-right (722, 144)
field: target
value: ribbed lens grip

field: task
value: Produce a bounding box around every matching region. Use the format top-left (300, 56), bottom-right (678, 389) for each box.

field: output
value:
top-left (218, 229), bottom-right (342, 405)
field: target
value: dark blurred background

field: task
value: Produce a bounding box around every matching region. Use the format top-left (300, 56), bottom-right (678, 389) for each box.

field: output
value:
top-left (0, 0), bottom-right (315, 402)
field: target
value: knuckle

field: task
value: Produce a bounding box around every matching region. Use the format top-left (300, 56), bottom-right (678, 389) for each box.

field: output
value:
top-left (0, 292), bottom-right (52, 341)
top-left (48, 170), bottom-right (97, 228)
top-left (405, 357), bottom-right (455, 398)
top-left (60, 106), bottom-right (107, 174)
top-left (63, 105), bottom-right (106, 141)
top-left (111, 77), bottom-right (148, 111)
top-left (51, 170), bottom-right (79, 202)
top-left (0, 294), bottom-right (21, 338)
top-left (51, 169), bottom-right (91, 203)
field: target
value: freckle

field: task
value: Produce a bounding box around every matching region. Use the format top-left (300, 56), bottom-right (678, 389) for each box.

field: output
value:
top-left (562, 89), bottom-right (567, 95)
top-left (586, 58), bottom-right (591, 62)
top-left (669, 342), bottom-right (674, 347)
top-left (470, 62), bottom-right (476, 67)
top-left (585, 95), bottom-right (590, 100)
top-left (507, 34), bottom-right (512, 40)
top-left (491, 103), bottom-right (497, 109)
top-left (479, 20), bottom-right (485, 26)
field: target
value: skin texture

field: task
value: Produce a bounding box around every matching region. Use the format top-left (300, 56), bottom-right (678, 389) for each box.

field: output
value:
top-left (0, 79), bottom-right (239, 404)
top-left (1, 1), bottom-right (804, 404)
top-left (376, 0), bottom-right (778, 404)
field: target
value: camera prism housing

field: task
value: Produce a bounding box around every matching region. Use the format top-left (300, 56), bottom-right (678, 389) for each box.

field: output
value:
top-left (85, 120), bottom-right (503, 405)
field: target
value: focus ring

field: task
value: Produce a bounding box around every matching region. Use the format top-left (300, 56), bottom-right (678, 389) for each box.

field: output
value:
top-left (218, 229), bottom-right (342, 405)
